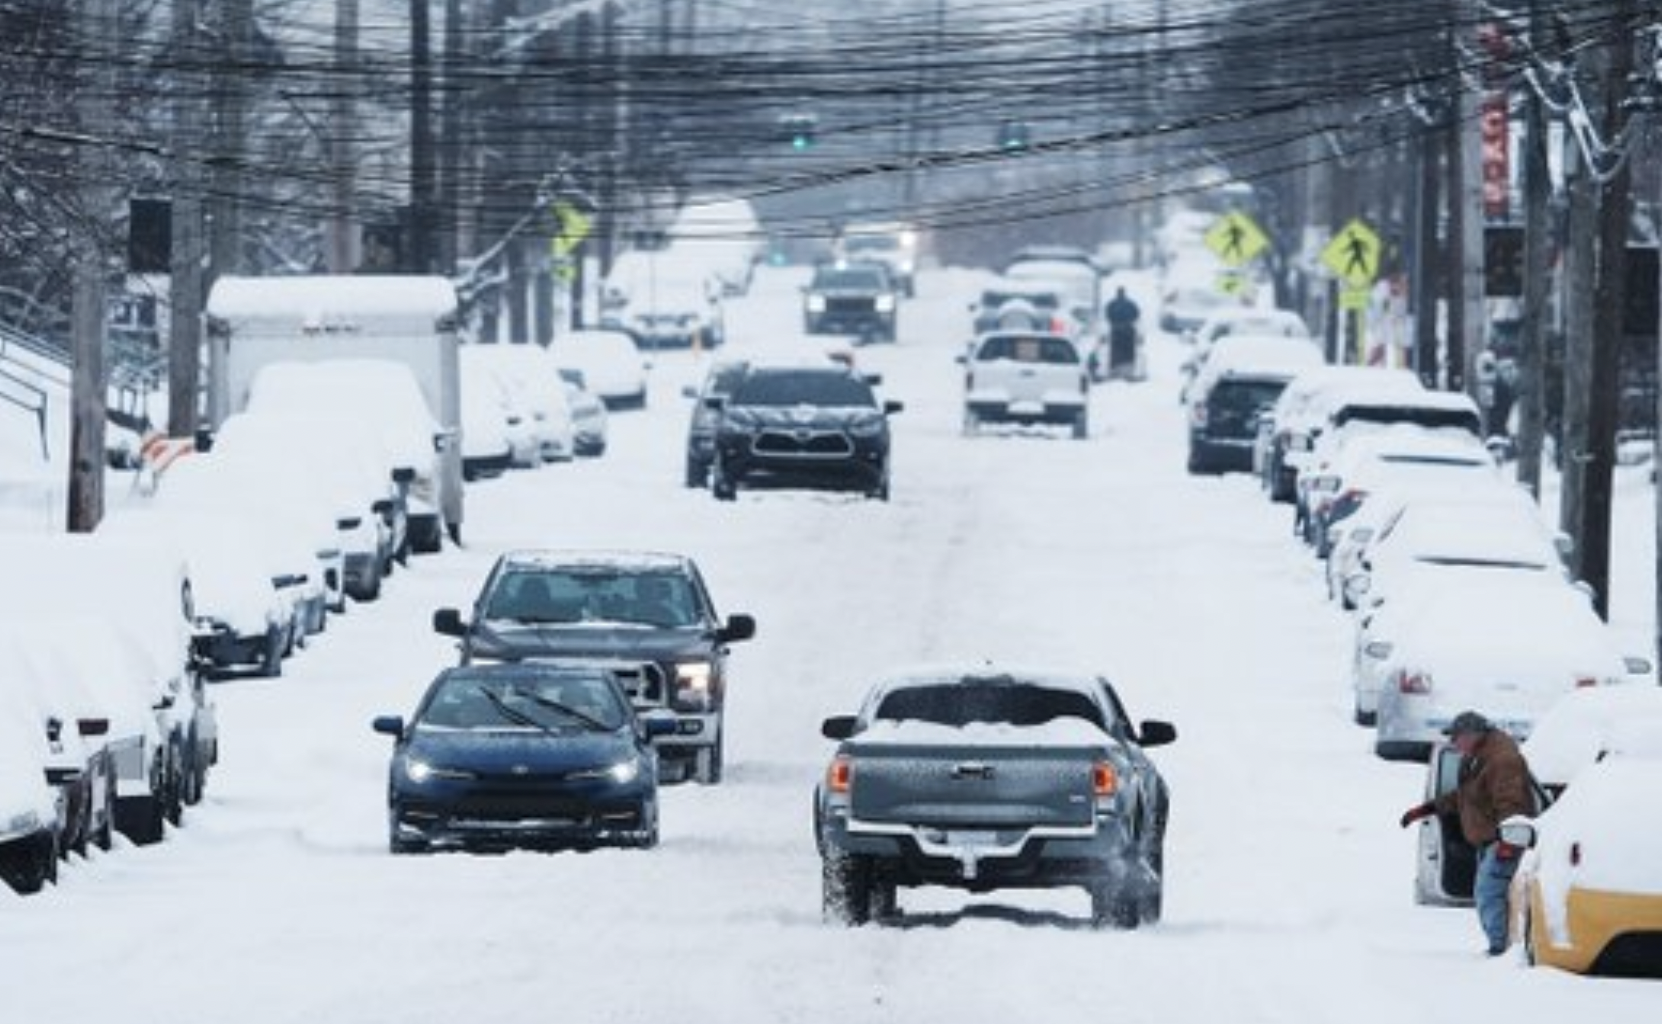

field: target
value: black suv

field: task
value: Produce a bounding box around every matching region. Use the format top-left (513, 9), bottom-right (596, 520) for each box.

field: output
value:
top-left (432, 551), bottom-right (756, 784)
top-left (802, 263), bottom-right (899, 341)
top-left (680, 359), bottom-right (750, 488)
top-left (709, 366), bottom-right (902, 501)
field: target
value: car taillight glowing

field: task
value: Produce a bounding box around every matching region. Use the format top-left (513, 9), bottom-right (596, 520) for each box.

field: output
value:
top-left (827, 755), bottom-right (853, 794)
top-left (1092, 761), bottom-right (1118, 797)
top-left (1397, 670), bottom-right (1432, 694)
top-left (1574, 676), bottom-right (1597, 689)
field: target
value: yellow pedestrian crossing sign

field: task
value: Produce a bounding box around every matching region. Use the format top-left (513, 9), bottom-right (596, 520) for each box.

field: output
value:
top-left (551, 201), bottom-right (592, 260)
top-left (1205, 211), bottom-right (1269, 267)
top-left (1322, 218), bottom-right (1381, 286)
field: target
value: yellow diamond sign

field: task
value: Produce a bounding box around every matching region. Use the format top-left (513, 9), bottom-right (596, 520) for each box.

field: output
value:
top-left (1322, 218), bottom-right (1381, 286)
top-left (1204, 211), bottom-right (1269, 266)
top-left (551, 201), bottom-right (592, 260)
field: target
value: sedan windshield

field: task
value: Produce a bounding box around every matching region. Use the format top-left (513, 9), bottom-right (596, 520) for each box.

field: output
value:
top-left (421, 670), bottom-right (626, 732)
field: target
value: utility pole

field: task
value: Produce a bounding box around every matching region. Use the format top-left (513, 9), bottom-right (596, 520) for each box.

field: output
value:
top-left (1579, 1), bottom-right (1635, 618)
top-left (209, 0), bottom-right (250, 280)
top-left (438, 0), bottom-right (462, 273)
top-left (409, 0), bottom-right (436, 274)
top-left (327, 0), bottom-right (360, 273)
top-left (68, 0), bottom-right (118, 532)
top-left (1411, 116), bottom-right (1442, 385)
top-left (1560, 142), bottom-right (1598, 576)
top-left (1515, 0), bottom-right (1552, 497)
top-left (167, 0), bottom-right (205, 436)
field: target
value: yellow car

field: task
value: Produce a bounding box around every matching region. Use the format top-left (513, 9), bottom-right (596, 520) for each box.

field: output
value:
top-left (1505, 746), bottom-right (1662, 976)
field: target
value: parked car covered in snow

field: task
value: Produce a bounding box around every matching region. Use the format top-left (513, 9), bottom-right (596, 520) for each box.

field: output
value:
top-left (552, 329), bottom-right (649, 410)
top-left (459, 343), bottom-right (576, 464)
top-left (1365, 576), bottom-right (1646, 761)
top-left (1503, 720), bottom-right (1662, 975)
top-left (815, 666), bottom-right (1175, 928)
top-left (0, 692), bottom-right (60, 894)
top-left (558, 370), bottom-right (609, 458)
top-left (1185, 334), bottom-right (1324, 473)
top-left (1253, 366), bottom-right (1426, 502)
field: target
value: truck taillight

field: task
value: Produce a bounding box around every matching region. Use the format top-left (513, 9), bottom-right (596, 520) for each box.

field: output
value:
top-left (827, 755), bottom-right (853, 794)
top-left (1397, 671), bottom-right (1432, 694)
top-left (1092, 761), bottom-right (1117, 797)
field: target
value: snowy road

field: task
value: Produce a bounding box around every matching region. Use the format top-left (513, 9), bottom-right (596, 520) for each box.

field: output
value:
top-left (2, 267), bottom-right (1654, 1023)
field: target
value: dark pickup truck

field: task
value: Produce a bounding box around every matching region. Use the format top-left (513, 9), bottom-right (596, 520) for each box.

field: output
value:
top-left (814, 667), bottom-right (1175, 928)
top-left (432, 550), bottom-right (755, 784)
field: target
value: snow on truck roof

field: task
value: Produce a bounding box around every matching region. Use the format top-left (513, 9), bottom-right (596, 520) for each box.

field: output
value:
top-left (206, 275), bottom-right (458, 322)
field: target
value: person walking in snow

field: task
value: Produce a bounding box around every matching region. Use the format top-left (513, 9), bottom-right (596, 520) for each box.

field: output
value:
top-left (1399, 711), bottom-right (1535, 956)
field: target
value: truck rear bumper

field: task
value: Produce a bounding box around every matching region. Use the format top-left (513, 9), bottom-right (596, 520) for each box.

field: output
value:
top-left (825, 813), bottom-right (1137, 886)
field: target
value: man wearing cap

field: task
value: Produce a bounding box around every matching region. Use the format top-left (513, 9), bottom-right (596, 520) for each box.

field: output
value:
top-left (1399, 711), bottom-right (1535, 956)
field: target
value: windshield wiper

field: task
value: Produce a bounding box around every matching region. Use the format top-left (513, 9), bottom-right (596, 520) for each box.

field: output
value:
top-left (518, 692), bottom-right (612, 732)
top-left (475, 686), bottom-right (559, 735)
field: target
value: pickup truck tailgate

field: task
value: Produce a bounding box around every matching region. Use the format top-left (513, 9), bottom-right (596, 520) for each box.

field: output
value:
top-left (845, 742), bottom-right (1098, 828)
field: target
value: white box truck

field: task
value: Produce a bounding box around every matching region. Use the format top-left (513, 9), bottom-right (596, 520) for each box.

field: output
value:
top-left (204, 275), bottom-right (465, 549)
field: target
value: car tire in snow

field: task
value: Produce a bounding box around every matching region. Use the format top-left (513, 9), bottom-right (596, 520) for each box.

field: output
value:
top-left (692, 737), bottom-right (724, 785)
top-left (822, 852), bottom-right (876, 926)
top-left (1072, 410), bottom-right (1088, 440)
top-left (1090, 882), bottom-right (1142, 930)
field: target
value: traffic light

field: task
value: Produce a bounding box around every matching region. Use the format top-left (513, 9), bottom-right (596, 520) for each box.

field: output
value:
top-left (998, 120), bottom-right (1030, 152)
top-left (779, 113), bottom-right (817, 151)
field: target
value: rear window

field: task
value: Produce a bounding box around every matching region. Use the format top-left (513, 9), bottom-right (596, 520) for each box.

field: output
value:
top-left (1209, 379), bottom-right (1288, 416)
top-left (733, 371), bottom-right (876, 407)
top-left (873, 682), bottom-right (1105, 730)
top-left (975, 335), bottom-right (1080, 365)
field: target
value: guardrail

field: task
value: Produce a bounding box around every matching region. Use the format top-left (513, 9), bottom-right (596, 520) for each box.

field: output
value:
top-left (0, 364), bottom-right (49, 459)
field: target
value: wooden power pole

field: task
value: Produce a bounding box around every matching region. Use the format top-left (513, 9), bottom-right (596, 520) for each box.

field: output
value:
top-left (167, 0), bottom-right (205, 437)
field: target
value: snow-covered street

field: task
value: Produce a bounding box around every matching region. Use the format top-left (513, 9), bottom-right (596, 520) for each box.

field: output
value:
top-left (1, 266), bottom-right (1655, 1023)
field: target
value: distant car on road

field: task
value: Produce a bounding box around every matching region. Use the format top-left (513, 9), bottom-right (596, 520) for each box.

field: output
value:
top-left (835, 221), bottom-right (920, 297)
top-left (802, 263), bottom-right (899, 341)
top-left (372, 662), bottom-right (676, 853)
top-left (960, 331), bottom-right (1090, 439)
top-left (1185, 335), bottom-right (1324, 474)
top-left (815, 665), bottom-right (1176, 928)
top-left (432, 551), bottom-right (756, 785)
top-left (553, 329), bottom-right (650, 410)
top-left (708, 364), bottom-right (902, 500)
top-left (681, 359), bottom-right (750, 488)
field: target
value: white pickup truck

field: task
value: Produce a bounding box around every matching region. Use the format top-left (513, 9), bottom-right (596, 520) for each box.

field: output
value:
top-left (961, 331), bottom-right (1091, 439)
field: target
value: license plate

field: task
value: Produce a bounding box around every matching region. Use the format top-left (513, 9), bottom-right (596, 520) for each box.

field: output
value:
top-left (946, 830), bottom-right (1000, 848)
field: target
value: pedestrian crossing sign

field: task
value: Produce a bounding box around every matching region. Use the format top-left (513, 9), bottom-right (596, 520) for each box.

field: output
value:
top-left (1322, 218), bottom-right (1381, 286)
top-left (1204, 211), bottom-right (1269, 267)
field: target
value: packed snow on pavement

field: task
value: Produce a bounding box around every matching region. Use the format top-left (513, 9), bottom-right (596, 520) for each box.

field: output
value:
top-left (0, 265), bottom-right (1656, 1023)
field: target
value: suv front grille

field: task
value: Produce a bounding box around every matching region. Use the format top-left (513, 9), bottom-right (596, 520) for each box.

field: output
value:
top-left (753, 431), bottom-right (855, 457)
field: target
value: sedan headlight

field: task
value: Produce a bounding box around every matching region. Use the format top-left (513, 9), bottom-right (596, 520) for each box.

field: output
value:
top-left (403, 757), bottom-right (474, 783)
top-left (572, 759), bottom-right (642, 784)
top-left (806, 294), bottom-right (827, 312)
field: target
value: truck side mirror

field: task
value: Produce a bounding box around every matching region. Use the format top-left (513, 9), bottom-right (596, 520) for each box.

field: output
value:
top-left (432, 607), bottom-right (467, 637)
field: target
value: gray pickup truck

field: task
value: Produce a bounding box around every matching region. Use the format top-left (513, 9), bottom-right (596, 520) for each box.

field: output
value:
top-left (814, 667), bottom-right (1175, 928)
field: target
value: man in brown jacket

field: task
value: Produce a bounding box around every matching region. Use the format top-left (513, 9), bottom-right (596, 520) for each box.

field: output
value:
top-left (1399, 711), bottom-right (1535, 956)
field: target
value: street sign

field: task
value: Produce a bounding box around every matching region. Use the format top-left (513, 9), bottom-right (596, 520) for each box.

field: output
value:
top-left (551, 201), bottom-right (592, 260)
top-left (1204, 211), bottom-right (1269, 267)
top-left (1321, 218), bottom-right (1381, 286)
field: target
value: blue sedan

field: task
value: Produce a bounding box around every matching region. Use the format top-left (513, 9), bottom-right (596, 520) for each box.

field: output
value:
top-left (372, 663), bottom-right (673, 853)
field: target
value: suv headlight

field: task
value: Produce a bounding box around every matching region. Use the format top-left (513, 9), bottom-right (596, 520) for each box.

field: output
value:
top-left (676, 661), bottom-right (713, 691)
top-left (806, 294), bottom-right (827, 312)
top-left (847, 416), bottom-right (885, 438)
top-left (875, 295), bottom-right (896, 312)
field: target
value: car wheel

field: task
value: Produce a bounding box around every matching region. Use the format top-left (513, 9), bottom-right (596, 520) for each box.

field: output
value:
top-left (94, 774), bottom-right (115, 852)
top-left (630, 800), bottom-right (661, 849)
top-left (822, 852), bottom-right (875, 926)
top-left (962, 409), bottom-right (979, 437)
top-left (1090, 883), bottom-right (1141, 930)
top-left (684, 456), bottom-right (709, 489)
top-left (259, 626), bottom-right (284, 678)
top-left (1522, 902), bottom-right (1538, 966)
top-left (711, 467), bottom-right (738, 502)
top-left (1353, 697), bottom-right (1376, 728)
top-left (410, 516), bottom-right (444, 555)
top-left (118, 794), bottom-right (166, 846)
top-left (357, 559), bottom-right (383, 602)
top-left (1072, 409), bottom-right (1088, 440)
top-left (692, 737), bottom-right (724, 785)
